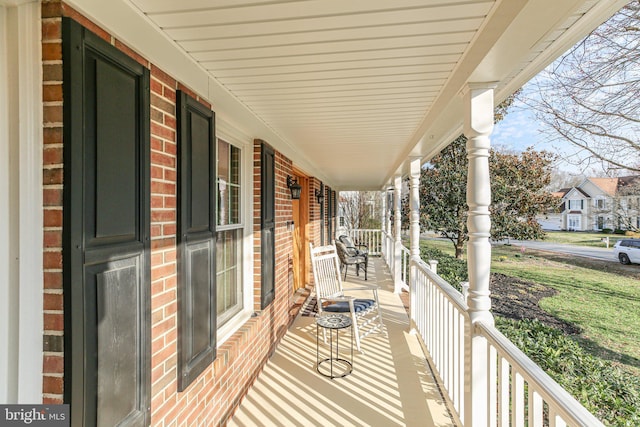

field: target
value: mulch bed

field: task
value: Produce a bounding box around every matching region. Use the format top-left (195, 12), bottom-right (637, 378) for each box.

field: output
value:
top-left (490, 272), bottom-right (581, 335)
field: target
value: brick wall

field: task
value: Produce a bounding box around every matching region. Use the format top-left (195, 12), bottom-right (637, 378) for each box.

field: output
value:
top-left (42, 0), bottom-right (64, 404)
top-left (42, 2), bottom-right (301, 424)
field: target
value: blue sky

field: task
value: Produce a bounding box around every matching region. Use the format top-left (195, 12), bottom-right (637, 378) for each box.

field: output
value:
top-left (491, 93), bottom-right (586, 175)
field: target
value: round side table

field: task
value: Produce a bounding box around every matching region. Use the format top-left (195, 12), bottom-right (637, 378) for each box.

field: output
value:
top-left (316, 313), bottom-right (353, 378)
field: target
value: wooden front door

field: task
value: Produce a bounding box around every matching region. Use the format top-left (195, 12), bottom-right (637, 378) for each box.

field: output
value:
top-left (62, 19), bottom-right (151, 427)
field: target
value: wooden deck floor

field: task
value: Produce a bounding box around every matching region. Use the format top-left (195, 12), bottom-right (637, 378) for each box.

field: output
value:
top-left (228, 258), bottom-right (456, 427)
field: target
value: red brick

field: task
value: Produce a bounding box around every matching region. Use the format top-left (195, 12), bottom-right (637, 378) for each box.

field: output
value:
top-left (114, 39), bottom-right (148, 67)
top-left (43, 168), bottom-right (63, 185)
top-left (43, 313), bottom-right (63, 331)
top-left (43, 251), bottom-right (62, 269)
top-left (163, 195), bottom-right (176, 209)
top-left (151, 122), bottom-right (175, 142)
top-left (42, 42), bottom-right (62, 61)
top-left (162, 224), bottom-right (176, 236)
top-left (42, 20), bottom-right (61, 40)
top-left (151, 181), bottom-right (176, 195)
top-left (41, 2), bottom-right (62, 19)
top-left (43, 230), bottom-right (62, 248)
top-left (43, 397), bottom-right (64, 405)
top-left (43, 272), bottom-right (62, 289)
top-left (43, 147), bottom-right (62, 165)
top-left (43, 209), bottom-right (62, 227)
top-left (43, 128), bottom-right (62, 145)
top-left (151, 151), bottom-right (175, 168)
top-left (151, 264), bottom-right (175, 282)
top-left (43, 84), bottom-right (62, 102)
top-left (43, 375), bottom-right (63, 395)
top-left (43, 188), bottom-right (62, 206)
top-left (151, 79), bottom-right (164, 96)
top-left (151, 64), bottom-right (176, 88)
top-left (43, 105), bottom-right (63, 124)
top-left (43, 355), bottom-right (64, 375)
top-left (164, 170), bottom-right (177, 183)
top-left (43, 293), bottom-right (63, 311)
top-left (151, 210), bottom-right (175, 223)
top-left (163, 86), bottom-right (176, 103)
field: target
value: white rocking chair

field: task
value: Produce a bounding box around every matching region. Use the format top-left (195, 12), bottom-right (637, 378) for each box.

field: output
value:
top-left (309, 242), bottom-right (384, 352)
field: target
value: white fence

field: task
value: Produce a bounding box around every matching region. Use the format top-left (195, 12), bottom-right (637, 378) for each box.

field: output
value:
top-left (344, 228), bottom-right (383, 256)
top-left (367, 228), bottom-right (605, 427)
top-left (411, 259), bottom-right (468, 424)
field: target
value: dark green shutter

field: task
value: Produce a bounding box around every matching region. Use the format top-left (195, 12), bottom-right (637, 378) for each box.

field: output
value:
top-left (261, 143), bottom-right (276, 309)
top-left (62, 18), bottom-right (151, 427)
top-left (176, 91), bottom-right (217, 391)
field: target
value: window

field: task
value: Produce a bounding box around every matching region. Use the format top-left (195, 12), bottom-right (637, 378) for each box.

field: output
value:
top-left (218, 141), bottom-right (241, 226)
top-left (216, 139), bottom-right (243, 325)
top-left (568, 199), bottom-right (583, 210)
top-left (595, 198), bottom-right (605, 209)
top-left (568, 215), bottom-right (581, 230)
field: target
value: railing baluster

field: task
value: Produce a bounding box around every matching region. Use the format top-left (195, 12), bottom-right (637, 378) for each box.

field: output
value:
top-left (488, 345), bottom-right (497, 427)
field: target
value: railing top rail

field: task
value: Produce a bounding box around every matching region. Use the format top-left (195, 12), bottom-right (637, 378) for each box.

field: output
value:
top-left (476, 320), bottom-right (605, 427)
top-left (412, 258), bottom-right (468, 313)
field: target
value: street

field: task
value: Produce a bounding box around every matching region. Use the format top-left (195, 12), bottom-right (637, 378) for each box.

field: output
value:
top-left (499, 240), bottom-right (615, 262)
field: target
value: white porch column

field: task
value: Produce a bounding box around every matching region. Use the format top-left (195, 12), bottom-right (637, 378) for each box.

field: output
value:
top-left (0, 1), bottom-right (43, 404)
top-left (380, 190), bottom-right (387, 257)
top-left (463, 83), bottom-right (496, 426)
top-left (408, 158), bottom-right (421, 320)
top-left (408, 158), bottom-right (421, 262)
top-left (393, 175), bottom-right (403, 293)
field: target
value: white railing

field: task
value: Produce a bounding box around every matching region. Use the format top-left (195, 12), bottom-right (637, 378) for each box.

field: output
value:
top-left (405, 247), bottom-right (605, 427)
top-left (346, 228), bottom-right (382, 256)
top-left (400, 245), bottom-right (410, 291)
top-left (411, 258), bottom-right (469, 425)
top-left (383, 231), bottom-right (394, 266)
top-left (477, 321), bottom-right (604, 427)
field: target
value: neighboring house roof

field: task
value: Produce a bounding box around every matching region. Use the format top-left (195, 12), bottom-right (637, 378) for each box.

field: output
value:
top-left (588, 178), bottom-right (619, 196)
top-left (552, 188), bottom-right (570, 198)
top-left (563, 187), bottom-right (590, 199)
top-left (558, 176), bottom-right (640, 199)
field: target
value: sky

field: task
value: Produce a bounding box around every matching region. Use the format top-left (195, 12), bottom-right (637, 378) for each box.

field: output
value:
top-left (490, 87), bottom-right (591, 177)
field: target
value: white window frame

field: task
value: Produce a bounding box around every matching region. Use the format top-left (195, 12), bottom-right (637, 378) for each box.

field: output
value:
top-left (215, 121), bottom-right (254, 346)
top-left (568, 199), bottom-right (583, 210)
top-left (567, 214), bottom-right (581, 230)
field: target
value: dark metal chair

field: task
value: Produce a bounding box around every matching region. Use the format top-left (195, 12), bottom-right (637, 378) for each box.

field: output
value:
top-left (338, 234), bottom-right (368, 258)
top-left (335, 240), bottom-right (367, 281)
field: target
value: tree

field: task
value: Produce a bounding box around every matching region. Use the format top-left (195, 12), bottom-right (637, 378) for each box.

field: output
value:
top-left (339, 191), bottom-right (381, 231)
top-left (609, 176), bottom-right (640, 232)
top-left (490, 148), bottom-right (557, 241)
top-left (420, 138), bottom-right (556, 258)
top-left (525, 2), bottom-right (640, 173)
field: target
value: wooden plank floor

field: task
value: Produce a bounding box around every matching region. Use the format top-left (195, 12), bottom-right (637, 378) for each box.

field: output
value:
top-left (228, 258), bottom-right (455, 427)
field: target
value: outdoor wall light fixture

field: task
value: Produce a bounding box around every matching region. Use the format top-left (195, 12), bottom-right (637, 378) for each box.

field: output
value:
top-left (287, 175), bottom-right (302, 200)
top-left (315, 188), bottom-right (324, 205)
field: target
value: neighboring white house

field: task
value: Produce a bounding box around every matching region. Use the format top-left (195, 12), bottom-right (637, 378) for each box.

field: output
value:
top-left (550, 176), bottom-right (640, 232)
top-left (536, 190), bottom-right (568, 231)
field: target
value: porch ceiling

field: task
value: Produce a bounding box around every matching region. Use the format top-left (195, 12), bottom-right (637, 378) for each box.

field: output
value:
top-left (76, 0), bottom-right (626, 190)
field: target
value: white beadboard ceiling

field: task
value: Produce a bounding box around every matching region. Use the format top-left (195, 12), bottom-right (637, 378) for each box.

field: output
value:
top-left (115, 0), bottom-right (625, 190)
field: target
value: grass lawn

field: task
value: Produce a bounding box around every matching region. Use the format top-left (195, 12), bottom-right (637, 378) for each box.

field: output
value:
top-left (491, 245), bottom-right (640, 377)
top-left (420, 238), bottom-right (640, 377)
top-left (542, 230), bottom-right (627, 247)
